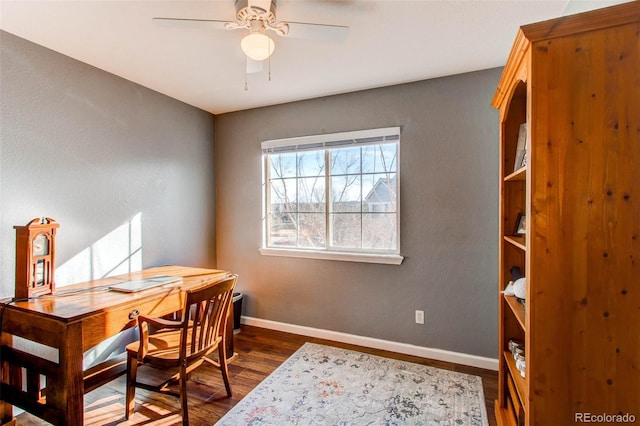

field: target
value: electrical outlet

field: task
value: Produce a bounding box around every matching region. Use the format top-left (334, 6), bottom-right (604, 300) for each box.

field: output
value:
top-left (415, 310), bottom-right (425, 325)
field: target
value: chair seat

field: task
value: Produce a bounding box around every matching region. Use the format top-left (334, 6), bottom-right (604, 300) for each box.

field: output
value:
top-left (126, 328), bottom-right (222, 366)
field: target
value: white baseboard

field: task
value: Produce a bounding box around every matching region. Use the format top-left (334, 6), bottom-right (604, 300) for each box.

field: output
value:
top-left (240, 316), bottom-right (498, 371)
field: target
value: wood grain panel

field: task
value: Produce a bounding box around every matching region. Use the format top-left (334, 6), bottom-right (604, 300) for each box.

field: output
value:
top-left (494, 3), bottom-right (639, 424)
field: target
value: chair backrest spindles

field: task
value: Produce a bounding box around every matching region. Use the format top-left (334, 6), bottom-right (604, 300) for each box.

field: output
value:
top-left (180, 276), bottom-right (236, 362)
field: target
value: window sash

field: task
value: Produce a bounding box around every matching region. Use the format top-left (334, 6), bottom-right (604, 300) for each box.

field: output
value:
top-left (262, 128), bottom-right (400, 257)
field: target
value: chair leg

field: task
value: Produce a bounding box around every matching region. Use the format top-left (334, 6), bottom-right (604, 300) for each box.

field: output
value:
top-left (218, 343), bottom-right (232, 397)
top-left (180, 365), bottom-right (189, 426)
top-left (125, 353), bottom-right (138, 419)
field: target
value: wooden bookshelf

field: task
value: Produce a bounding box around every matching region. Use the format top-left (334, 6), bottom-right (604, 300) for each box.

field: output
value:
top-left (492, 2), bottom-right (639, 424)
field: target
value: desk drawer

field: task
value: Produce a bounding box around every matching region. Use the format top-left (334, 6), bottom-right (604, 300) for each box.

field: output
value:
top-left (82, 291), bottom-right (186, 350)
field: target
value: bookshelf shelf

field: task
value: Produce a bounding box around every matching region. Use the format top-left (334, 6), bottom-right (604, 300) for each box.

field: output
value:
top-left (503, 294), bottom-right (525, 331)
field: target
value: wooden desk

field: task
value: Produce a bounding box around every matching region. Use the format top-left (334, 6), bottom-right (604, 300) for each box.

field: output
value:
top-left (0, 265), bottom-right (231, 426)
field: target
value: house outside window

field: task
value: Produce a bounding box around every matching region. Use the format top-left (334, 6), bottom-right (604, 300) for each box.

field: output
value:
top-left (260, 127), bottom-right (403, 265)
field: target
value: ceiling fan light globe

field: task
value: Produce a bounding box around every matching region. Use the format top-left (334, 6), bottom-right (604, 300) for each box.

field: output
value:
top-left (241, 33), bottom-right (275, 61)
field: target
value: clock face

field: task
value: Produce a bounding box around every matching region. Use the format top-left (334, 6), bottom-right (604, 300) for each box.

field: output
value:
top-left (33, 233), bottom-right (49, 256)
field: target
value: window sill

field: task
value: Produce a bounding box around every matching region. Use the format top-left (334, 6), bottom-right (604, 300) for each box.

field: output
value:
top-left (259, 248), bottom-right (404, 265)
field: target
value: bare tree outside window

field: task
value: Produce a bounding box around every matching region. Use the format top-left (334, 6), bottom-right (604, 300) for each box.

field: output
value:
top-left (263, 128), bottom-right (400, 256)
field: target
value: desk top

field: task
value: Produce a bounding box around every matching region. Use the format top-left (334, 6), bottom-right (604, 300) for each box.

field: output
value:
top-left (5, 265), bottom-right (229, 322)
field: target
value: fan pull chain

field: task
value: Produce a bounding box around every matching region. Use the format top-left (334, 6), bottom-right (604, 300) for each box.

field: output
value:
top-left (268, 51), bottom-right (272, 82)
top-left (244, 58), bottom-right (249, 91)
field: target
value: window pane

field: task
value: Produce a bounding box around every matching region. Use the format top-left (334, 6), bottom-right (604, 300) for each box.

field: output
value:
top-left (363, 213), bottom-right (397, 250)
top-left (269, 213), bottom-right (297, 247)
top-left (270, 152), bottom-right (296, 178)
top-left (298, 213), bottom-right (326, 248)
top-left (363, 173), bottom-right (397, 213)
top-left (270, 178), bottom-right (297, 207)
top-left (297, 150), bottom-right (325, 177)
top-left (298, 177), bottom-right (325, 212)
top-left (330, 175), bottom-right (361, 212)
top-left (263, 128), bottom-right (400, 256)
top-left (362, 143), bottom-right (397, 174)
top-left (330, 147), bottom-right (361, 176)
top-left (331, 213), bottom-right (361, 249)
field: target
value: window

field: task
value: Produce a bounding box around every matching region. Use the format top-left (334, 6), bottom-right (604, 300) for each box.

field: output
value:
top-left (260, 127), bottom-right (403, 264)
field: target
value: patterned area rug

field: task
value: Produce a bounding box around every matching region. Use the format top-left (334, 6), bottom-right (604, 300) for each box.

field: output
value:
top-left (216, 343), bottom-right (488, 425)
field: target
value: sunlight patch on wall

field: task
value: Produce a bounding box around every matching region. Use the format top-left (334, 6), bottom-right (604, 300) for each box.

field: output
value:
top-left (56, 212), bottom-right (142, 286)
top-left (11, 213), bottom-right (144, 370)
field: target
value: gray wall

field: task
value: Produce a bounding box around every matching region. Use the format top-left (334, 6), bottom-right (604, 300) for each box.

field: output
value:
top-left (0, 30), bottom-right (217, 297)
top-left (215, 69), bottom-right (501, 358)
top-left (1, 29), bottom-right (500, 359)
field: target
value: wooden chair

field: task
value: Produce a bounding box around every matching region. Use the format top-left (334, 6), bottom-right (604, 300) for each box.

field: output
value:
top-left (124, 274), bottom-right (237, 425)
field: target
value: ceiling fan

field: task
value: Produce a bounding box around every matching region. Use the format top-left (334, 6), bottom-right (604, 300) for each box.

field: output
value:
top-left (154, 0), bottom-right (349, 72)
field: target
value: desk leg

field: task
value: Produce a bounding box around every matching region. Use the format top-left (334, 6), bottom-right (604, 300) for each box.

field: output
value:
top-left (0, 372), bottom-right (15, 425)
top-left (48, 321), bottom-right (84, 426)
top-left (0, 371), bottom-right (17, 425)
top-left (0, 330), bottom-right (15, 425)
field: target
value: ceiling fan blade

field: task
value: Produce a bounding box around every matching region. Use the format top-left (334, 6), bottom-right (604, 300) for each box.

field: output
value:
top-left (283, 22), bottom-right (349, 42)
top-left (246, 58), bottom-right (264, 74)
top-left (152, 17), bottom-right (230, 30)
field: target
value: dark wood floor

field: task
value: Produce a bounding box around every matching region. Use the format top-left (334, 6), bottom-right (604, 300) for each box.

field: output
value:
top-left (16, 325), bottom-right (497, 425)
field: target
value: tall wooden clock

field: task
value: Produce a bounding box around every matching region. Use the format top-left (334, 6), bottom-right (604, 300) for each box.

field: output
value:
top-left (14, 218), bottom-right (60, 300)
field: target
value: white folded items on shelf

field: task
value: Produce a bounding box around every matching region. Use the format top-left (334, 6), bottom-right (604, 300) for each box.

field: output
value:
top-left (504, 277), bottom-right (526, 299)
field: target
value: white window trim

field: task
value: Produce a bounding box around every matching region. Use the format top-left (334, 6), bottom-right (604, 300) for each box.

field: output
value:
top-left (259, 247), bottom-right (404, 265)
top-left (261, 127), bottom-right (403, 265)
top-left (261, 127), bottom-right (401, 151)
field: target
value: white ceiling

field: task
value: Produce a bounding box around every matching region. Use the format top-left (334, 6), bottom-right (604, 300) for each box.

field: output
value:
top-left (0, 0), bottom-right (630, 114)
